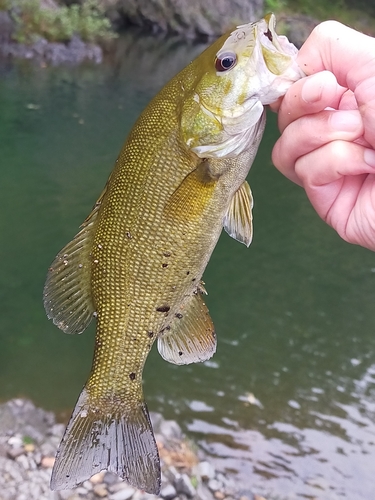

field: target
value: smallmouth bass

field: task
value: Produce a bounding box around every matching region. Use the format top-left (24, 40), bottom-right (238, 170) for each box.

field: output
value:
top-left (44, 14), bottom-right (303, 494)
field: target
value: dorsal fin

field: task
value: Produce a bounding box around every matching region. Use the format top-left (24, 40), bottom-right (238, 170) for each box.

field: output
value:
top-left (43, 205), bottom-right (100, 334)
top-left (223, 180), bottom-right (253, 247)
top-left (157, 291), bottom-right (216, 365)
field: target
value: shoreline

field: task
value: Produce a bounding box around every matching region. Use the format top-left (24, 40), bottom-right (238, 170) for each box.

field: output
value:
top-left (0, 398), bottom-right (265, 500)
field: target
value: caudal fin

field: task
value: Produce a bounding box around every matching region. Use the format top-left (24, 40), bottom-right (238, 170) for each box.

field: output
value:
top-left (51, 388), bottom-right (160, 494)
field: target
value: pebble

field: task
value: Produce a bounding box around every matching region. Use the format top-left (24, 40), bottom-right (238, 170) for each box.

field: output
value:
top-left (7, 446), bottom-right (25, 459)
top-left (109, 488), bottom-right (136, 500)
top-left (160, 484), bottom-right (177, 500)
top-left (208, 479), bottom-right (222, 492)
top-left (214, 492), bottom-right (225, 500)
top-left (0, 398), bottom-right (263, 500)
top-left (175, 473), bottom-right (196, 497)
top-left (93, 483), bottom-right (109, 497)
top-left (41, 455), bottom-right (55, 468)
top-left (90, 471), bottom-right (106, 484)
top-left (194, 461), bottom-right (215, 480)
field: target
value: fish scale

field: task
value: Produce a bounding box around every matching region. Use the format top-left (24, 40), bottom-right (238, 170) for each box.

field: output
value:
top-left (43, 13), bottom-right (303, 495)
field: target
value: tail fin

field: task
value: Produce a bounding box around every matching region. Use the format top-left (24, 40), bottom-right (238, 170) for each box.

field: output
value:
top-left (51, 388), bottom-right (161, 494)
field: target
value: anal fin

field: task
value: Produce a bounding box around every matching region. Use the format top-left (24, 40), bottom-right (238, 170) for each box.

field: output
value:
top-left (157, 291), bottom-right (216, 365)
top-left (223, 180), bottom-right (253, 247)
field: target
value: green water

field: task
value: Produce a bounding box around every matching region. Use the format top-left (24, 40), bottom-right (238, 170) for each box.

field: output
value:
top-left (1, 33), bottom-right (375, 499)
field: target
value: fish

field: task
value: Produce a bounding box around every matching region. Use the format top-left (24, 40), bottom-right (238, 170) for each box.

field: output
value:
top-left (43, 13), bottom-right (303, 495)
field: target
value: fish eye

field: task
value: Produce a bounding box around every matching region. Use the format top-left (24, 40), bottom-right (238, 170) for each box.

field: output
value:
top-left (215, 51), bottom-right (237, 72)
top-left (264, 29), bottom-right (273, 42)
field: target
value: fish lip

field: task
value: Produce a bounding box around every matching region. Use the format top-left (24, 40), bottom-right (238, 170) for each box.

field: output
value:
top-left (263, 12), bottom-right (283, 52)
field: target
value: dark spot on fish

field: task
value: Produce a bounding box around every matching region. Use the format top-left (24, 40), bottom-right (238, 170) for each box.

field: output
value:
top-left (162, 263), bottom-right (168, 268)
top-left (129, 372), bottom-right (136, 381)
top-left (156, 305), bottom-right (170, 313)
top-left (175, 313), bottom-right (183, 319)
top-left (163, 252), bottom-right (171, 257)
top-left (191, 278), bottom-right (196, 282)
top-left (264, 28), bottom-right (273, 41)
top-left (148, 331), bottom-right (154, 338)
top-left (186, 271), bottom-right (190, 275)
top-left (126, 231), bottom-right (132, 239)
top-left (179, 351), bottom-right (183, 356)
top-left (132, 337), bottom-right (138, 342)
top-left (160, 325), bottom-right (171, 334)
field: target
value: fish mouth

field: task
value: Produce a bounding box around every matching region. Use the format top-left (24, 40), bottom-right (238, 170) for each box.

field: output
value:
top-left (261, 12), bottom-right (298, 57)
top-left (263, 13), bottom-right (283, 52)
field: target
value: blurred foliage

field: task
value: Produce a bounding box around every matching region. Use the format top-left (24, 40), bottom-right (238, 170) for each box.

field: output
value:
top-left (266, 0), bottom-right (375, 33)
top-left (1, 0), bottom-right (116, 44)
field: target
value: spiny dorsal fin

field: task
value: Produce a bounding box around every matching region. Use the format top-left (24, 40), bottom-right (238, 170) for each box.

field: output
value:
top-left (157, 291), bottom-right (216, 365)
top-left (223, 180), bottom-right (253, 247)
top-left (43, 206), bottom-right (99, 334)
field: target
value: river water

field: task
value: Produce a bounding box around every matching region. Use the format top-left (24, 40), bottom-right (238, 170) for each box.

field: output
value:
top-left (1, 33), bottom-right (375, 500)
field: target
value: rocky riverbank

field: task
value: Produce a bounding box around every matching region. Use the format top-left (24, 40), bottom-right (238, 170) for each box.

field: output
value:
top-left (0, 399), bottom-right (264, 500)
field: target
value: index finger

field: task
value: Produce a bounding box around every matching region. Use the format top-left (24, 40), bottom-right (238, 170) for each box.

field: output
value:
top-left (298, 21), bottom-right (375, 147)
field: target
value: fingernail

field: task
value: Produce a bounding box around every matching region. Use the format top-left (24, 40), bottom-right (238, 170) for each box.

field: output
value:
top-left (301, 76), bottom-right (323, 104)
top-left (330, 110), bottom-right (362, 132)
top-left (364, 148), bottom-right (375, 168)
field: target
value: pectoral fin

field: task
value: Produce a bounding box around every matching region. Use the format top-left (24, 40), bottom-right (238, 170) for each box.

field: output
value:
top-left (43, 206), bottom-right (99, 334)
top-left (157, 291), bottom-right (216, 365)
top-left (223, 180), bottom-right (253, 247)
top-left (163, 161), bottom-right (217, 222)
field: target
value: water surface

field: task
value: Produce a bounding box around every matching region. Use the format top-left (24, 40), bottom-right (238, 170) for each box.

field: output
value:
top-left (1, 33), bottom-right (375, 500)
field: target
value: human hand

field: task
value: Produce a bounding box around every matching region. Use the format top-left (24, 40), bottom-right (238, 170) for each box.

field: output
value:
top-left (271, 21), bottom-right (375, 251)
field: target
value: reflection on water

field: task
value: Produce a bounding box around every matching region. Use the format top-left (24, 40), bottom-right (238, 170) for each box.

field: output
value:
top-left (1, 31), bottom-right (375, 500)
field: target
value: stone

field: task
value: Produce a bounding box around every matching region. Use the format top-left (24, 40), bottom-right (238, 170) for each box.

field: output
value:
top-left (214, 492), bottom-right (225, 500)
top-left (160, 483), bottom-right (177, 500)
top-left (16, 454), bottom-right (30, 470)
top-left (104, 471), bottom-right (119, 485)
top-left (41, 456), bottom-right (55, 468)
top-left (90, 471), bottom-right (106, 484)
top-left (93, 483), bottom-right (109, 497)
top-left (115, 0), bottom-right (264, 38)
top-left (208, 479), bottom-right (222, 492)
top-left (76, 487), bottom-right (88, 495)
top-left (165, 466), bottom-right (180, 484)
top-left (57, 489), bottom-right (77, 500)
top-left (150, 412), bottom-right (163, 432)
top-left (159, 420), bottom-right (182, 440)
top-left (196, 482), bottom-right (216, 500)
top-left (83, 480), bottom-right (93, 490)
top-left (50, 423), bottom-right (65, 437)
top-left (175, 473), bottom-right (196, 497)
top-left (194, 461), bottom-right (215, 480)
top-left (109, 487), bottom-right (136, 500)
top-left (7, 446), bottom-right (25, 459)
top-left (7, 436), bottom-right (23, 447)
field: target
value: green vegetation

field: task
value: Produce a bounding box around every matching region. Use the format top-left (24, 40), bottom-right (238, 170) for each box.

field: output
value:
top-left (1, 0), bottom-right (116, 44)
top-left (22, 435), bottom-right (35, 445)
top-left (265, 0), bottom-right (375, 33)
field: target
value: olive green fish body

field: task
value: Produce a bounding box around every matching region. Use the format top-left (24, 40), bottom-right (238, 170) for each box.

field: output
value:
top-left (44, 14), bottom-right (303, 494)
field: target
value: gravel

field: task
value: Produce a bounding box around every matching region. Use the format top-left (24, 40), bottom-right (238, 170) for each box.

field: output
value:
top-left (0, 398), bottom-right (266, 500)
